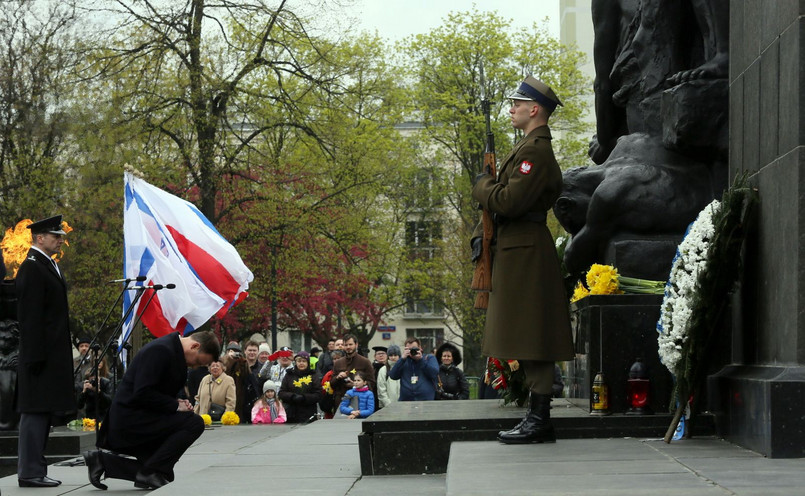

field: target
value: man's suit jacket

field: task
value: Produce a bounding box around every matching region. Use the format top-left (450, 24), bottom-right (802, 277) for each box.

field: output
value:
top-left (103, 333), bottom-right (191, 450)
top-left (15, 248), bottom-right (75, 413)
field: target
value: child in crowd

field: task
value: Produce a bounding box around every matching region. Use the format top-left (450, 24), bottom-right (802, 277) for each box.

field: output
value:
top-left (251, 380), bottom-right (286, 424)
top-left (339, 372), bottom-right (375, 419)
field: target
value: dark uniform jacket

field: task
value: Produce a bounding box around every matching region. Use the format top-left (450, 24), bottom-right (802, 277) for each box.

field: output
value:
top-left (102, 333), bottom-right (190, 450)
top-left (472, 125), bottom-right (574, 362)
top-left (15, 248), bottom-right (75, 413)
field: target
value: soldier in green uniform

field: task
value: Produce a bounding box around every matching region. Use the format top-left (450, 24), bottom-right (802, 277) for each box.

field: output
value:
top-left (471, 76), bottom-right (574, 444)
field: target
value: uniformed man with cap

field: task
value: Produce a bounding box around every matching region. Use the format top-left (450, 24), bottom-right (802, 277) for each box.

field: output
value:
top-left (16, 215), bottom-right (75, 487)
top-left (471, 76), bottom-right (574, 444)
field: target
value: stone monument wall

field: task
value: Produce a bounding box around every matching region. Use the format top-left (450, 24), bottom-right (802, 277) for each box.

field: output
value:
top-left (713, 0), bottom-right (805, 458)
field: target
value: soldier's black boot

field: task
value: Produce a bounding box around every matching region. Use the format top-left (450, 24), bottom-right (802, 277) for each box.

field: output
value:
top-left (497, 393), bottom-right (555, 444)
top-left (498, 392), bottom-right (533, 438)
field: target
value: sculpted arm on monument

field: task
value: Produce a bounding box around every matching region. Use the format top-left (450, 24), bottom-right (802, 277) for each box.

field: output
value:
top-left (589, 0), bottom-right (639, 164)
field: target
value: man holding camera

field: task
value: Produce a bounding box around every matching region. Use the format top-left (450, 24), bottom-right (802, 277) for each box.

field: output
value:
top-left (388, 337), bottom-right (439, 401)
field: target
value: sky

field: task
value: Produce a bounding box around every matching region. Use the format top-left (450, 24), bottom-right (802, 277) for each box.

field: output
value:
top-left (313, 0), bottom-right (561, 42)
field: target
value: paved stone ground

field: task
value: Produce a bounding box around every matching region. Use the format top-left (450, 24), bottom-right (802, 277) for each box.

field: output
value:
top-left (447, 437), bottom-right (805, 496)
top-left (1, 414), bottom-right (804, 495)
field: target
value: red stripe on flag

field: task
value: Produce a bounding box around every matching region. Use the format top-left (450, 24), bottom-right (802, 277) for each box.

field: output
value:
top-left (166, 226), bottom-right (243, 306)
top-left (214, 290), bottom-right (249, 318)
top-left (139, 290), bottom-right (185, 337)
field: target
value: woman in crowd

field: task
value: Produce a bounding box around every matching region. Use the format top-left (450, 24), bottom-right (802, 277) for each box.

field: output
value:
top-left (194, 359), bottom-right (236, 419)
top-left (77, 357), bottom-right (114, 420)
top-left (226, 354), bottom-right (260, 423)
top-left (279, 351), bottom-right (322, 423)
top-left (377, 344), bottom-right (401, 408)
top-left (435, 342), bottom-right (470, 400)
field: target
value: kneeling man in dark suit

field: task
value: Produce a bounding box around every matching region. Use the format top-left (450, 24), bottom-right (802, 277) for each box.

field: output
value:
top-left (83, 330), bottom-right (219, 490)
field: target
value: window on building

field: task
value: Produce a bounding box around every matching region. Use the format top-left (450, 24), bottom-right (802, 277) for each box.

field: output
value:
top-left (405, 170), bottom-right (442, 210)
top-left (404, 291), bottom-right (444, 316)
top-left (404, 220), bottom-right (444, 316)
top-left (405, 220), bottom-right (441, 261)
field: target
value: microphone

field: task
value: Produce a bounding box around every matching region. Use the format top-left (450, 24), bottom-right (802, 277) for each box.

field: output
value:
top-left (126, 283), bottom-right (176, 291)
top-left (108, 276), bottom-right (147, 284)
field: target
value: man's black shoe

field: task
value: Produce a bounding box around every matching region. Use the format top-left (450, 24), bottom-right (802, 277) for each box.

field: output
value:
top-left (497, 421), bottom-right (557, 444)
top-left (498, 393), bottom-right (557, 444)
top-left (18, 476), bottom-right (61, 487)
top-left (83, 450), bottom-right (108, 490)
top-left (134, 471), bottom-right (170, 490)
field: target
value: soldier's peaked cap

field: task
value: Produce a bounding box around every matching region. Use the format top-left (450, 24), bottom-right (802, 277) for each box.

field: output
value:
top-left (28, 215), bottom-right (66, 235)
top-left (508, 76), bottom-right (562, 112)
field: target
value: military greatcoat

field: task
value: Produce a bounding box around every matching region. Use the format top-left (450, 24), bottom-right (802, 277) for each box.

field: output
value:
top-left (471, 125), bottom-right (574, 362)
top-left (16, 248), bottom-right (76, 413)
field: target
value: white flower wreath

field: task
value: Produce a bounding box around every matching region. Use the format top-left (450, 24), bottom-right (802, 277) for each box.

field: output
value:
top-left (657, 200), bottom-right (721, 376)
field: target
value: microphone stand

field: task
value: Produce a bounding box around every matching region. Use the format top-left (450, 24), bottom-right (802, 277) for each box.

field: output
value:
top-left (88, 342), bottom-right (102, 431)
top-left (128, 287), bottom-right (162, 334)
top-left (73, 281), bottom-right (135, 380)
top-left (93, 286), bottom-right (148, 396)
top-left (100, 284), bottom-right (170, 389)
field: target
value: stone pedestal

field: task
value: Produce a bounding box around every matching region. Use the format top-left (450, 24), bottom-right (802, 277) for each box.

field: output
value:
top-left (604, 235), bottom-right (682, 281)
top-left (708, 365), bottom-right (805, 458)
top-left (567, 295), bottom-right (673, 414)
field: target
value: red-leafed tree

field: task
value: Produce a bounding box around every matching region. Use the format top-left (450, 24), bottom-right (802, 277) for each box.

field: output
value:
top-left (278, 243), bottom-right (393, 349)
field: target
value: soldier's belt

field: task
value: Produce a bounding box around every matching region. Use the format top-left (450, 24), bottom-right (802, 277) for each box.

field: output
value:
top-left (495, 211), bottom-right (547, 225)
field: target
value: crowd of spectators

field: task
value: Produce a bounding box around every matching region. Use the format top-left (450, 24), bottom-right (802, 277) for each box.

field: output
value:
top-left (180, 335), bottom-right (482, 425)
top-left (74, 333), bottom-right (565, 428)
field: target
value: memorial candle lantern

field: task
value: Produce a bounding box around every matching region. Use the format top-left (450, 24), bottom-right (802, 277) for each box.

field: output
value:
top-left (626, 358), bottom-right (652, 415)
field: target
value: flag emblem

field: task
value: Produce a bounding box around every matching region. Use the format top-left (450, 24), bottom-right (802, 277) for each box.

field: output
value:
top-left (519, 161), bottom-right (533, 174)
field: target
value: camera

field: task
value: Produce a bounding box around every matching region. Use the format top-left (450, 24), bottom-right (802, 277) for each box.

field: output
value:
top-left (409, 347), bottom-right (420, 356)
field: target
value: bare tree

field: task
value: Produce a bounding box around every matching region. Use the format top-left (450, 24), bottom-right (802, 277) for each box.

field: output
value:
top-left (0, 1), bottom-right (82, 223)
top-left (89, 0), bottom-right (345, 222)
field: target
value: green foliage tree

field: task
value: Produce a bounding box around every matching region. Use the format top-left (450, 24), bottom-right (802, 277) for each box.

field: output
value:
top-left (63, 3), bottom-right (415, 348)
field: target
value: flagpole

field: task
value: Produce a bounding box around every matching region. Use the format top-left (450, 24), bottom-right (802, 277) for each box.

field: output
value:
top-left (94, 287), bottom-right (147, 388)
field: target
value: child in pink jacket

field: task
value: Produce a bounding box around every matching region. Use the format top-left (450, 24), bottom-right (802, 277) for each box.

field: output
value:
top-left (252, 380), bottom-right (286, 424)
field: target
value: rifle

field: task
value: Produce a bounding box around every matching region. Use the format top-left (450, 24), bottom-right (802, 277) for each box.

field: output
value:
top-left (470, 63), bottom-right (496, 309)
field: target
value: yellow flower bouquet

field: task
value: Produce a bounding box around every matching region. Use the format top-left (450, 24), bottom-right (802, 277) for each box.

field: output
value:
top-left (571, 264), bottom-right (665, 303)
top-left (220, 411), bottom-right (240, 425)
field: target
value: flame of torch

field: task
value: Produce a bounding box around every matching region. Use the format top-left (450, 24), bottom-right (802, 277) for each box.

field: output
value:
top-left (1, 219), bottom-right (72, 279)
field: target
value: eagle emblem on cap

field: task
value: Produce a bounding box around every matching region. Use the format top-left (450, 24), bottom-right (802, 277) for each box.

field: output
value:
top-left (519, 161), bottom-right (533, 174)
